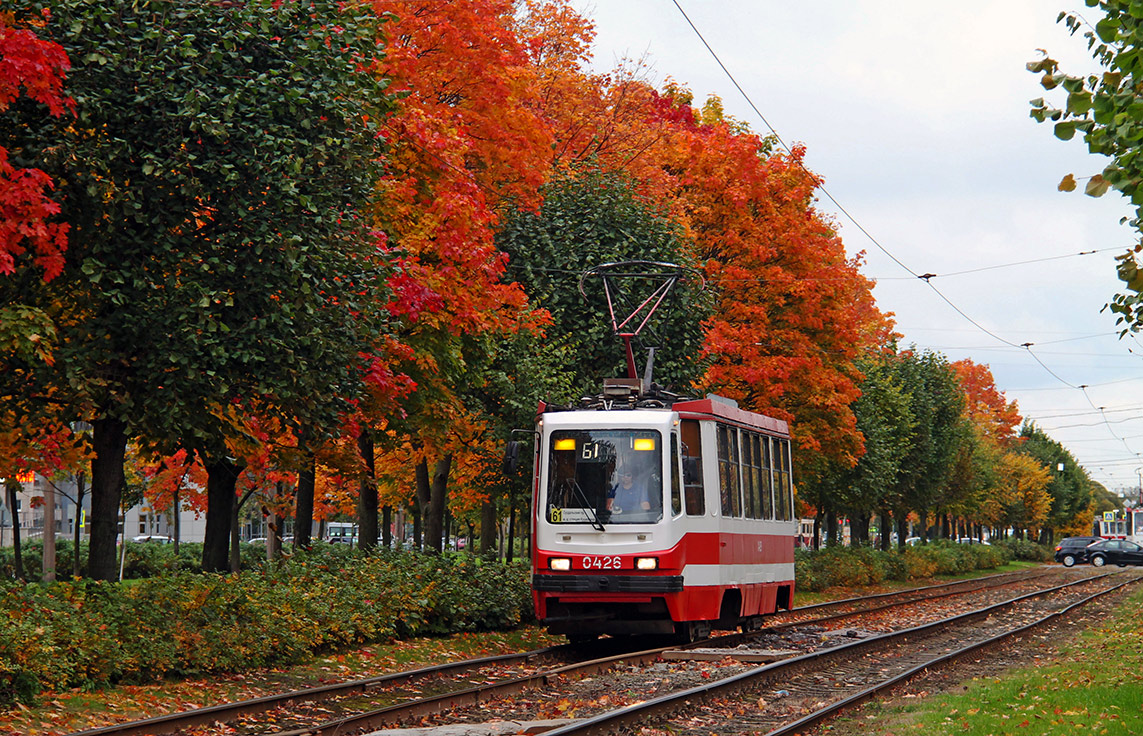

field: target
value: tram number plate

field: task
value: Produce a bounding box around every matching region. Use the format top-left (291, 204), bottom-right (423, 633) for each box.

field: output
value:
top-left (581, 555), bottom-right (623, 570)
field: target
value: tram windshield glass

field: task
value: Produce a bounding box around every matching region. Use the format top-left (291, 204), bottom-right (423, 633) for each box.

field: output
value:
top-left (546, 429), bottom-right (663, 526)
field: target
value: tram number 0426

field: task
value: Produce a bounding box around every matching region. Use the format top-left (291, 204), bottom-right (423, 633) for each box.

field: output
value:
top-left (581, 555), bottom-right (622, 570)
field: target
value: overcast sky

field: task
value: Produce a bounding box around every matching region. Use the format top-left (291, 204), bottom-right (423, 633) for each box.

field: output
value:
top-left (577, 0), bottom-right (1143, 497)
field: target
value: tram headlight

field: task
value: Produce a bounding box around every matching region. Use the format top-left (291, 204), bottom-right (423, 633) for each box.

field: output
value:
top-left (634, 557), bottom-right (659, 571)
top-left (549, 557), bottom-right (572, 571)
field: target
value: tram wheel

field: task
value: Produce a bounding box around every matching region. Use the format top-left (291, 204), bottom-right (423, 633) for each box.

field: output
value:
top-left (675, 621), bottom-right (712, 643)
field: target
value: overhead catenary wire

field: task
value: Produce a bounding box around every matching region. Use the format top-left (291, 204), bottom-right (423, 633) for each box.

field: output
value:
top-left (670, 0), bottom-right (1143, 484)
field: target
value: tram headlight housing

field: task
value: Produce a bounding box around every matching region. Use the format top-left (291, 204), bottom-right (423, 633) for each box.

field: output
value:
top-left (548, 557), bottom-right (572, 571)
top-left (635, 557), bottom-right (659, 571)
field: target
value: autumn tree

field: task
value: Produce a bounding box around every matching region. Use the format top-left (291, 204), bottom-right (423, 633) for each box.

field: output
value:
top-left (0, 10), bottom-right (70, 282)
top-left (939, 359), bottom-right (1022, 537)
top-left (1, 0), bottom-right (395, 577)
top-left (363, 0), bottom-right (556, 551)
top-left (520, 10), bottom-right (887, 496)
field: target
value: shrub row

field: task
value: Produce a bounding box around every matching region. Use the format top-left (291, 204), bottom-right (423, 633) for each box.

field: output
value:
top-left (0, 550), bottom-right (533, 708)
top-left (794, 539), bottom-right (1026, 592)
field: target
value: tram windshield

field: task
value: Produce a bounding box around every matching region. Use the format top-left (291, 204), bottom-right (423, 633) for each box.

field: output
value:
top-left (546, 429), bottom-right (663, 526)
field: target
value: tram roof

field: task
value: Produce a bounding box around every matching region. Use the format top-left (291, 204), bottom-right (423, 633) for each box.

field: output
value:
top-left (672, 397), bottom-right (789, 437)
top-left (537, 396), bottom-right (789, 437)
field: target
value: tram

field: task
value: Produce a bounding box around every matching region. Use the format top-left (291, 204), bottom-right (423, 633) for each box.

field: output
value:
top-left (1095, 508), bottom-right (1143, 543)
top-left (527, 380), bottom-right (797, 641)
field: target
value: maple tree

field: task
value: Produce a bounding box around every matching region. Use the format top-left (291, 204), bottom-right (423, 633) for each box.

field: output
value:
top-left (935, 360), bottom-right (1021, 535)
top-left (517, 5), bottom-right (888, 496)
top-left (0, 10), bottom-right (78, 523)
top-left (360, 0), bottom-right (558, 550)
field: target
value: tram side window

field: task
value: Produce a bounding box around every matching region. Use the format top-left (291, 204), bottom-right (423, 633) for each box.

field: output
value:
top-left (741, 433), bottom-right (756, 519)
top-left (670, 433), bottom-right (683, 516)
top-left (680, 419), bottom-right (705, 516)
top-left (761, 436), bottom-right (774, 519)
top-left (746, 433), bottom-right (766, 519)
top-left (775, 438), bottom-right (793, 520)
top-left (717, 425), bottom-right (742, 518)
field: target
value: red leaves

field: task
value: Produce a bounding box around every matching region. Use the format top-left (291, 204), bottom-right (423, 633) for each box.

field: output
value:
top-left (0, 19), bottom-right (72, 116)
top-left (0, 14), bottom-right (74, 281)
top-left (0, 150), bottom-right (68, 279)
top-left (372, 0), bottom-right (553, 336)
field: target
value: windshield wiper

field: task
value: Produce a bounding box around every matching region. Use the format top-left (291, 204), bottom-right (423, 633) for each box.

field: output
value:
top-left (568, 480), bottom-right (606, 532)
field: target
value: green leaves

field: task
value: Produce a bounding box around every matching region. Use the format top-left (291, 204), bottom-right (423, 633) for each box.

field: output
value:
top-left (1031, 0), bottom-right (1143, 329)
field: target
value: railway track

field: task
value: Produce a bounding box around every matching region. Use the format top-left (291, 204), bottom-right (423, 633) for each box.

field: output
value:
top-left (540, 570), bottom-right (1139, 735)
top-left (67, 567), bottom-right (1091, 736)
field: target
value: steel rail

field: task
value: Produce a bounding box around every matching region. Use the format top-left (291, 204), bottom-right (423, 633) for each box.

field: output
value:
top-left (66, 645), bottom-right (573, 736)
top-left (783, 568), bottom-right (1045, 616)
top-left (63, 568), bottom-right (1060, 736)
top-left (538, 572), bottom-right (1126, 735)
top-left (287, 570), bottom-right (1090, 736)
top-left (762, 575), bottom-right (1140, 736)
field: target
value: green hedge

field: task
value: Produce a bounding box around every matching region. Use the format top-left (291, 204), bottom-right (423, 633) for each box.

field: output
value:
top-left (795, 540), bottom-right (1020, 592)
top-left (0, 550), bottom-right (533, 708)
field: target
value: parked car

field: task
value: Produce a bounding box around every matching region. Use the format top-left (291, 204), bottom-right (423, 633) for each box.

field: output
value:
top-left (956, 537), bottom-right (990, 545)
top-left (1054, 536), bottom-right (1102, 567)
top-left (1085, 539), bottom-right (1143, 567)
top-left (131, 534), bottom-right (172, 544)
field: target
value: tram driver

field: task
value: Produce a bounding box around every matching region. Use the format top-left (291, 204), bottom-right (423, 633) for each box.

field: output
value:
top-left (607, 463), bottom-right (656, 515)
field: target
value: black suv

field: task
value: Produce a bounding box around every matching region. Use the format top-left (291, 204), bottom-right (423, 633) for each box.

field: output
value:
top-left (1054, 536), bottom-right (1102, 567)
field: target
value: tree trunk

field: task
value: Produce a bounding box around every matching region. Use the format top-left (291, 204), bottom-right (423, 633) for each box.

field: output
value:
top-left (4, 481), bottom-right (24, 581)
top-left (89, 417), bottom-right (127, 580)
top-left (414, 457), bottom-right (430, 550)
top-left (73, 471), bottom-right (86, 577)
top-left (896, 513), bottom-right (908, 551)
top-left (295, 449), bottom-right (316, 549)
top-left (229, 495), bottom-right (241, 573)
top-left (202, 457), bottom-right (241, 573)
top-left (382, 504), bottom-right (392, 548)
top-left (480, 498), bottom-right (497, 556)
top-left (825, 509), bottom-right (838, 546)
top-left (357, 432), bottom-right (378, 552)
top-left (172, 486), bottom-right (181, 554)
top-left (506, 494), bottom-right (517, 563)
top-left (425, 455), bottom-right (452, 553)
top-left (852, 513), bottom-right (869, 547)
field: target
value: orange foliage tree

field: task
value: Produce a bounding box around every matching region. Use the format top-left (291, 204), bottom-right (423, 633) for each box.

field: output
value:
top-left (519, 3), bottom-right (885, 489)
top-left (361, 0), bottom-right (557, 549)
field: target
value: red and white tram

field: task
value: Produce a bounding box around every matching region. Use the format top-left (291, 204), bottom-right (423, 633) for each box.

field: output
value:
top-left (530, 382), bottom-right (797, 641)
